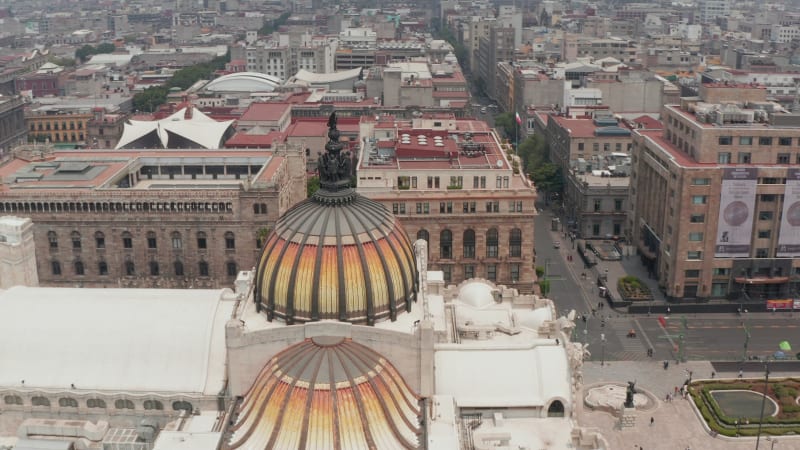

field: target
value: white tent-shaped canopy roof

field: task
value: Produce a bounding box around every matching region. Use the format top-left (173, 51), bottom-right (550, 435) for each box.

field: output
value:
top-left (116, 107), bottom-right (234, 149)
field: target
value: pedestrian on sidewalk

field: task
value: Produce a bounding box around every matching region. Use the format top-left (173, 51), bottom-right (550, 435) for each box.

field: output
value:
top-left (738, 369), bottom-right (743, 378)
top-left (663, 360), bottom-right (669, 370)
top-left (649, 416), bottom-right (654, 426)
top-left (711, 371), bottom-right (716, 379)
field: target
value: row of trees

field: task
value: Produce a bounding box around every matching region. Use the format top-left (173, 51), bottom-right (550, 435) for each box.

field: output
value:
top-left (494, 112), bottom-right (563, 194)
top-left (132, 53), bottom-right (230, 113)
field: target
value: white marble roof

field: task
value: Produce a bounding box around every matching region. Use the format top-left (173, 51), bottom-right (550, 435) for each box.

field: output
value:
top-left (0, 286), bottom-right (233, 395)
top-left (434, 344), bottom-right (570, 408)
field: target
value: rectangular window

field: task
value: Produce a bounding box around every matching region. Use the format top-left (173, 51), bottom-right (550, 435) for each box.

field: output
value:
top-left (416, 203), bottom-right (423, 214)
top-left (51, 261), bottom-right (61, 275)
top-left (613, 223), bottom-right (621, 235)
top-left (503, 176), bottom-right (509, 188)
top-left (225, 236), bottom-right (235, 249)
top-left (684, 269), bottom-right (700, 278)
top-left (614, 199), bottom-right (623, 211)
top-left (411, 176), bottom-right (417, 188)
top-left (688, 232), bottom-right (703, 241)
top-left (442, 265), bottom-right (452, 283)
top-left (779, 137), bottom-right (792, 146)
top-left (739, 136), bottom-right (753, 145)
top-left (480, 176), bottom-right (486, 188)
top-left (487, 264), bottom-right (497, 281)
top-left (423, 203), bottom-right (430, 214)
top-left (759, 211), bottom-right (773, 220)
top-left (473, 176), bottom-right (480, 188)
top-left (690, 214), bottom-right (705, 223)
top-left (393, 203), bottom-right (400, 214)
top-left (757, 230), bottom-right (771, 239)
top-left (592, 223), bottom-right (601, 236)
top-left (172, 237), bottom-right (182, 249)
top-left (197, 236), bottom-right (207, 249)
top-left (712, 268), bottom-right (730, 276)
top-left (510, 264), bottom-right (520, 282)
top-left (593, 143), bottom-right (599, 152)
top-left (777, 153), bottom-right (790, 164)
top-left (578, 143), bottom-right (584, 151)
top-left (496, 176), bottom-right (502, 188)
top-left (691, 178), bottom-right (710, 185)
top-left (687, 251), bottom-right (702, 260)
top-left (464, 264), bottom-right (475, 279)
top-left (711, 283), bottom-right (728, 297)
top-left (470, 202), bottom-right (476, 213)
top-left (147, 237), bottom-right (157, 249)
top-left (718, 136), bottom-right (732, 145)
top-left (759, 136), bottom-right (773, 145)
top-left (691, 195), bottom-right (707, 204)
top-left (123, 237), bottom-right (133, 249)
top-left (738, 152), bottom-right (751, 164)
top-left (96, 236), bottom-right (105, 249)
top-left (594, 199), bottom-right (602, 212)
top-left (449, 176), bottom-right (463, 188)
top-left (760, 194), bottom-right (776, 202)
top-left (718, 152), bottom-right (731, 164)
top-left (756, 248), bottom-right (769, 258)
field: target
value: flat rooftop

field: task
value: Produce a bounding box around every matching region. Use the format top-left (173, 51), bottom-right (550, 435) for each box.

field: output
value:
top-left (0, 150), bottom-right (281, 192)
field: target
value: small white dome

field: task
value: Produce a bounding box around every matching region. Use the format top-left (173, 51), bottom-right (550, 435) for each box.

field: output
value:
top-left (458, 281), bottom-right (496, 308)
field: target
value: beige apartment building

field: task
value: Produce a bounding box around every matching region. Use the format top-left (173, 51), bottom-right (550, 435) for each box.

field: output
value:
top-left (356, 114), bottom-right (538, 291)
top-left (631, 83), bottom-right (800, 304)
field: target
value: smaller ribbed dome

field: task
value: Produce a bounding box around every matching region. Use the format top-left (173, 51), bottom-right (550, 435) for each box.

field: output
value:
top-left (225, 337), bottom-right (422, 450)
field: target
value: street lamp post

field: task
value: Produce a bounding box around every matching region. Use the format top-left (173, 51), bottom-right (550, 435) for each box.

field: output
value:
top-left (755, 359), bottom-right (771, 450)
top-left (601, 333), bottom-right (606, 366)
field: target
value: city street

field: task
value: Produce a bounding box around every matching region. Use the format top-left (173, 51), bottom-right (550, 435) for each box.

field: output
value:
top-left (534, 205), bottom-right (800, 364)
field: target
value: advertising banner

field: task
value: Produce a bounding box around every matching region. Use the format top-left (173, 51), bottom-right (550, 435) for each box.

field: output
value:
top-left (777, 168), bottom-right (800, 257)
top-left (766, 299), bottom-right (793, 310)
top-left (715, 168), bottom-right (757, 257)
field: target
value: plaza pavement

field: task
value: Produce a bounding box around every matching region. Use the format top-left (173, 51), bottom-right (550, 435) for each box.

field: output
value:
top-left (579, 360), bottom-right (800, 449)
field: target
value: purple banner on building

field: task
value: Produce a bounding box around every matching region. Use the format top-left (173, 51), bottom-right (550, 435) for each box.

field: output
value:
top-left (777, 168), bottom-right (800, 257)
top-left (715, 167), bottom-right (757, 257)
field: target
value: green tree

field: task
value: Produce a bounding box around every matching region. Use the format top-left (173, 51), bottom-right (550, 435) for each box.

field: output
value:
top-left (494, 112), bottom-right (515, 139)
top-left (530, 163), bottom-right (564, 194)
top-left (96, 43), bottom-right (117, 54)
top-left (132, 85), bottom-right (169, 112)
top-left (516, 134), bottom-right (549, 172)
top-left (538, 279), bottom-right (551, 296)
top-left (307, 176), bottom-right (320, 197)
top-left (260, 12), bottom-right (292, 35)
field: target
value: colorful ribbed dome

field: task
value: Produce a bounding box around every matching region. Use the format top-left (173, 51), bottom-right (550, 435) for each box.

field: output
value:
top-left (254, 112), bottom-right (417, 325)
top-left (225, 337), bottom-right (422, 450)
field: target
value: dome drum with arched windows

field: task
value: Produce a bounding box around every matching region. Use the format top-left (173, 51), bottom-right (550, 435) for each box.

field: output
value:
top-left (254, 113), bottom-right (418, 325)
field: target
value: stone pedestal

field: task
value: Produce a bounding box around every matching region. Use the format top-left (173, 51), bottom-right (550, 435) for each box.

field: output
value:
top-left (620, 407), bottom-right (636, 428)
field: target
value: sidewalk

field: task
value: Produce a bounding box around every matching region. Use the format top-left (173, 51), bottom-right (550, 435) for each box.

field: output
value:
top-left (580, 360), bottom-right (800, 449)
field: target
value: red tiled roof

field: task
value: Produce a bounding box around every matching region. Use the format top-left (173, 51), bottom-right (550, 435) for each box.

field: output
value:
top-left (224, 130), bottom-right (283, 147)
top-left (632, 115), bottom-right (663, 129)
top-left (551, 116), bottom-right (599, 138)
top-left (239, 102), bottom-right (291, 122)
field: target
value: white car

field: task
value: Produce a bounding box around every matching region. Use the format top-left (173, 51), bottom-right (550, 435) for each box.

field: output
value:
top-left (553, 241), bottom-right (561, 249)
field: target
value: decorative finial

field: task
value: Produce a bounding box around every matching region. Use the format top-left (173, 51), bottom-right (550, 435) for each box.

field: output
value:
top-left (315, 111), bottom-right (354, 201)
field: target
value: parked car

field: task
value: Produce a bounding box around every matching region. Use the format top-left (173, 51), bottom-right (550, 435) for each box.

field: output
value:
top-left (553, 241), bottom-right (561, 249)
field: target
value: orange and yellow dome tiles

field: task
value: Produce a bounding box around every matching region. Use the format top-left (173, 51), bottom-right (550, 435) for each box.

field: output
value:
top-left (225, 337), bottom-right (422, 450)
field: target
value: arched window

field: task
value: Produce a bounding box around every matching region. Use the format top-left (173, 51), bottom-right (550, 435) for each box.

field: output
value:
top-left (227, 261), bottom-right (237, 277)
top-left (171, 231), bottom-right (182, 249)
top-left (462, 229), bottom-right (475, 259)
top-left (114, 399), bottom-right (134, 409)
top-left (199, 261), bottom-right (209, 277)
top-left (31, 396), bottom-right (50, 407)
top-left (146, 231), bottom-right (157, 249)
top-left (3, 395), bottom-right (22, 405)
top-left (144, 400), bottom-right (163, 410)
top-left (149, 261), bottom-right (159, 276)
top-left (51, 260), bottom-right (62, 276)
top-left (98, 261), bottom-right (108, 276)
top-left (225, 231), bottom-right (235, 249)
top-left (48, 231), bottom-right (58, 249)
top-left (547, 400), bottom-right (565, 417)
top-left (174, 260), bottom-right (184, 277)
top-left (172, 401), bottom-right (193, 412)
top-left (486, 228), bottom-right (499, 258)
top-left (87, 398), bottom-right (106, 408)
top-left (58, 397), bottom-right (78, 408)
top-left (95, 231), bottom-right (105, 249)
top-left (509, 228), bottom-right (522, 258)
top-left (440, 229), bottom-right (453, 259)
top-left (74, 260), bottom-right (84, 276)
top-left (417, 229), bottom-right (429, 243)
top-left (71, 231), bottom-right (81, 249)
top-left (125, 261), bottom-right (135, 276)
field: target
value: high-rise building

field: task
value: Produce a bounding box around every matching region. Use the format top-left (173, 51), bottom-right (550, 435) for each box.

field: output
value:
top-left (631, 82), bottom-right (800, 304)
top-left (698, 0), bottom-right (730, 24)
